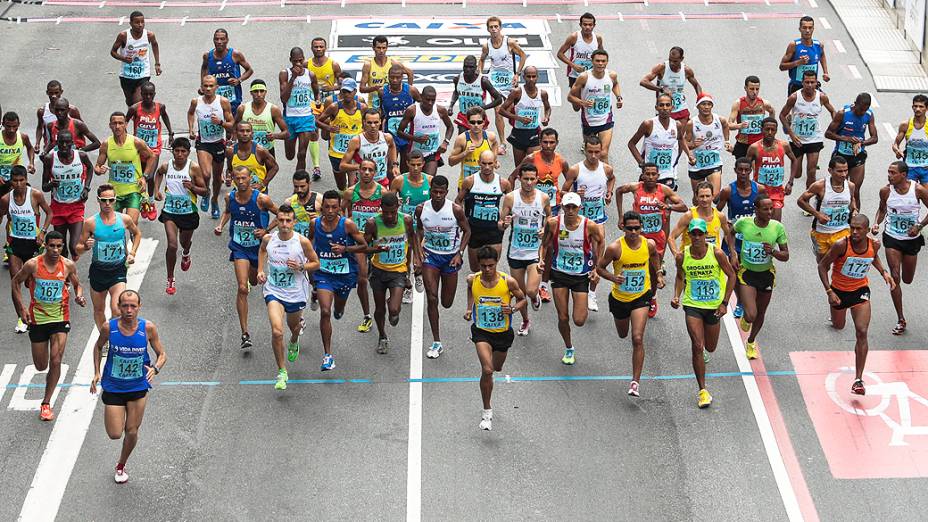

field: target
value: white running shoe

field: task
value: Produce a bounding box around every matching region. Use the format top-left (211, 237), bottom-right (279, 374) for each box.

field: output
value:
top-left (587, 292), bottom-right (599, 312)
top-left (479, 409), bottom-right (493, 431)
top-left (426, 342), bottom-right (443, 359)
top-left (628, 381), bottom-right (640, 397)
top-left (14, 318), bottom-right (28, 334)
top-left (531, 293), bottom-right (541, 311)
top-left (415, 274), bottom-right (424, 293)
top-left (114, 464), bottom-right (128, 484)
top-left (517, 320), bottom-right (530, 336)
top-left (402, 288), bottom-right (413, 304)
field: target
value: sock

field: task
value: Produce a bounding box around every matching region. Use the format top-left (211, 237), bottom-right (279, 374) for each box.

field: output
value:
top-left (483, 409), bottom-right (492, 418)
top-left (309, 140), bottom-right (320, 167)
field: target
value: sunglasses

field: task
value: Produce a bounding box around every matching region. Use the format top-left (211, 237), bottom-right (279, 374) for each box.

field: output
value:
top-left (98, 197), bottom-right (116, 203)
top-left (469, 120), bottom-right (483, 125)
top-left (624, 226), bottom-right (641, 231)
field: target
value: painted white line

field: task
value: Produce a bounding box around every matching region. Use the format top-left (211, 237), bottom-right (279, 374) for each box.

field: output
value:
top-left (871, 96), bottom-right (880, 108)
top-left (723, 312), bottom-right (803, 522)
top-left (55, 16), bottom-right (62, 24)
top-left (180, 15), bottom-right (188, 25)
top-left (883, 122), bottom-right (897, 139)
top-left (704, 0), bottom-right (709, 6)
top-left (0, 364), bottom-right (15, 404)
top-left (679, 11), bottom-right (686, 22)
top-left (242, 14), bottom-right (250, 25)
top-left (819, 17), bottom-right (831, 29)
top-left (406, 289), bottom-right (424, 522)
top-left (306, 14), bottom-right (311, 23)
top-left (18, 238), bottom-right (158, 522)
top-left (98, 0), bottom-right (105, 8)
top-left (742, 11), bottom-right (749, 21)
top-left (8, 364), bottom-right (69, 411)
top-left (808, 0), bottom-right (818, 7)
top-left (118, 15), bottom-right (124, 25)
top-left (219, 0), bottom-right (226, 10)
top-left (617, 12), bottom-right (624, 22)
top-left (555, 13), bottom-right (561, 23)
top-left (848, 65), bottom-right (862, 79)
top-left (832, 40), bottom-right (846, 53)
top-left (159, 0), bottom-right (165, 8)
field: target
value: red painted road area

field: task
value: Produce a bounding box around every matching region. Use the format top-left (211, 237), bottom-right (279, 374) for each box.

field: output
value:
top-left (792, 351), bottom-right (928, 479)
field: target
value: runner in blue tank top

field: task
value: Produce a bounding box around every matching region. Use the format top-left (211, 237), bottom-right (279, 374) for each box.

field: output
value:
top-left (380, 65), bottom-right (420, 171)
top-left (214, 165), bottom-right (277, 350)
top-left (307, 189), bottom-right (367, 371)
top-left (716, 157), bottom-right (761, 319)
top-left (825, 93), bottom-right (877, 207)
top-left (779, 16), bottom-right (829, 95)
top-left (91, 289), bottom-right (167, 484)
top-left (201, 29), bottom-right (253, 114)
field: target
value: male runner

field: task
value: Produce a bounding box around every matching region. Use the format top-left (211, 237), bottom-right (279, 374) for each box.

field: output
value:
top-left (41, 130), bottom-right (93, 260)
top-left (35, 81), bottom-right (82, 152)
top-left (1, 112), bottom-right (36, 196)
top-left (728, 76), bottom-right (776, 160)
top-left (499, 66), bottom-right (551, 166)
top-left (153, 137), bottom-right (208, 294)
top-left (448, 107), bottom-right (500, 188)
top-left (365, 192), bottom-right (418, 354)
top-left (819, 214), bottom-right (894, 395)
top-left (318, 78), bottom-right (364, 190)
top-left (343, 159), bottom-right (382, 333)
top-left (309, 40), bottom-right (343, 175)
top-left (257, 204), bottom-right (319, 389)
top-left (538, 192), bottom-right (604, 365)
top-left (685, 93), bottom-right (732, 199)
top-left (307, 190), bottom-right (368, 370)
top-left (498, 162), bottom-right (551, 335)
top-left (11, 231), bottom-right (84, 421)
top-left (397, 86), bottom-right (454, 176)
top-left (341, 109), bottom-right (398, 189)
top-left (779, 16), bottom-right (829, 95)
top-left (670, 218), bottom-right (735, 408)
top-left (3, 167), bottom-right (52, 333)
top-left (448, 56), bottom-right (503, 132)
top-left (597, 211), bottom-right (662, 397)
top-left (780, 70), bottom-right (836, 189)
top-left (892, 94), bottom-right (928, 186)
top-left (734, 194), bottom-right (790, 359)
top-left (359, 35), bottom-right (413, 111)
top-left (669, 182), bottom-right (736, 255)
top-left (127, 81), bottom-right (174, 219)
top-left (458, 150), bottom-right (512, 271)
top-left (416, 175), bottom-right (471, 358)
top-left (44, 98), bottom-right (100, 153)
top-left (94, 112), bottom-right (156, 224)
top-left (746, 118), bottom-right (797, 222)
top-left (90, 290), bottom-right (166, 483)
top-left (200, 28), bottom-right (253, 116)
top-left (235, 79), bottom-right (289, 158)
top-left (640, 47), bottom-right (701, 122)
top-left (75, 184), bottom-right (143, 332)
top-left (825, 93), bottom-right (877, 206)
top-left (556, 12), bottom-right (604, 92)
top-left (465, 246), bottom-right (526, 431)
top-left (391, 150), bottom-right (430, 302)
top-left (187, 74), bottom-right (234, 219)
top-left (480, 16), bottom-right (527, 156)
top-left (567, 50), bottom-right (622, 161)
top-left (381, 64), bottom-right (420, 172)
top-left (716, 157), bottom-right (764, 318)
top-left (872, 161), bottom-right (928, 335)
top-left (214, 165), bottom-right (278, 350)
top-left (227, 121), bottom-right (279, 192)
top-left (628, 93), bottom-right (690, 190)
top-left (280, 47), bottom-right (321, 173)
top-left (798, 156), bottom-right (856, 264)
top-left (110, 11), bottom-right (162, 106)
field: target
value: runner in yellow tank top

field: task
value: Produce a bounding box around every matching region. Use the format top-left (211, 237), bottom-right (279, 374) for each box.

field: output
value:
top-left (307, 38), bottom-right (342, 116)
top-left (448, 108), bottom-right (499, 188)
top-left (360, 36), bottom-right (413, 111)
top-left (0, 112), bottom-right (36, 192)
top-left (227, 121), bottom-right (278, 192)
top-left (317, 83), bottom-right (365, 190)
top-left (93, 112), bottom-right (154, 222)
top-left (669, 181), bottom-right (734, 254)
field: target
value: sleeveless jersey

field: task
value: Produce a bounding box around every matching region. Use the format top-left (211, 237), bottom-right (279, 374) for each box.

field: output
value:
top-left (755, 141), bottom-right (787, 188)
top-left (465, 173), bottom-right (504, 231)
top-left (370, 214), bottom-right (408, 272)
top-left (884, 181), bottom-right (921, 241)
top-left (574, 160), bottom-right (607, 224)
top-left (420, 199), bottom-right (461, 254)
top-left (513, 87), bottom-right (543, 130)
top-left (831, 238), bottom-right (875, 292)
top-left (682, 208), bottom-right (723, 248)
top-left (381, 83), bottom-right (414, 148)
top-left (507, 190), bottom-right (545, 261)
top-left (611, 236), bottom-right (651, 302)
top-left (8, 187), bottom-right (37, 240)
top-left (357, 131), bottom-right (390, 185)
top-left (533, 152), bottom-right (565, 207)
top-left (92, 212), bottom-right (127, 268)
top-left (329, 102), bottom-right (362, 159)
top-left (307, 57), bottom-right (336, 90)
top-left (50, 118), bottom-right (86, 150)
top-left (580, 71), bottom-right (614, 128)
top-left (487, 37), bottom-right (515, 94)
top-left (207, 48), bottom-right (243, 108)
top-left (107, 135), bottom-right (143, 197)
top-left (366, 57), bottom-right (392, 109)
top-left (50, 151), bottom-right (85, 205)
top-left (242, 102), bottom-right (277, 151)
top-left (634, 184), bottom-right (668, 238)
top-left (195, 96), bottom-right (225, 144)
top-left (0, 132), bottom-right (24, 183)
top-left (101, 318), bottom-right (150, 393)
top-left (789, 38), bottom-right (823, 84)
top-left (791, 89), bottom-right (824, 144)
top-left (834, 105), bottom-right (873, 156)
top-left (228, 189), bottom-right (269, 253)
top-left (658, 61), bottom-right (687, 113)
top-left (232, 143), bottom-right (267, 187)
top-left (643, 117), bottom-right (680, 180)
top-left (411, 104), bottom-right (442, 156)
top-left (28, 256), bottom-right (69, 325)
top-left (285, 69), bottom-right (315, 118)
top-left (456, 73), bottom-right (485, 114)
top-left (736, 96), bottom-right (766, 145)
top-left (119, 29), bottom-right (151, 80)
top-left (400, 175), bottom-right (430, 219)
top-left (552, 214), bottom-right (592, 275)
top-left (133, 103), bottom-right (163, 154)
top-left (349, 183), bottom-right (383, 233)
top-left (162, 159), bottom-right (197, 215)
top-left (471, 273), bottom-right (513, 333)
top-left (904, 117), bottom-right (928, 169)
top-left (681, 246), bottom-right (725, 310)
top-left (567, 31), bottom-right (597, 79)
top-left (814, 179), bottom-right (851, 234)
top-left (290, 192), bottom-right (319, 237)
top-left (313, 216), bottom-right (357, 275)
top-left (689, 114), bottom-right (724, 172)
top-left (263, 231), bottom-right (310, 304)
top-left (459, 131), bottom-right (491, 187)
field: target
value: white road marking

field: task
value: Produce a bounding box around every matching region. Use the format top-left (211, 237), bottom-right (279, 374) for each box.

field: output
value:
top-left (871, 96), bottom-right (880, 108)
top-left (679, 11), bottom-right (686, 22)
top-left (18, 238), bottom-right (158, 522)
top-left (181, 16), bottom-right (188, 25)
top-left (833, 40), bottom-right (846, 53)
top-left (742, 11), bottom-right (749, 21)
top-left (809, 0), bottom-right (818, 7)
top-left (618, 12), bottom-right (624, 22)
top-left (406, 289), bottom-right (424, 522)
top-left (819, 17), bottom-right (831, 29)
top-left (0, 364), bottom-right (15, 404)
top-left (723, 313), bottom-right (803, 522)
top-left (219, 0), bottom-right (226, 10)
top-left (884, 122), bottom-right (897, 139)
top-left (555, 13), bottom-right (562, 23)
top-left (242, 14), bottom-right (250, 25)
top-left (848, 65), bottom-right (862, 79)
top-left (8, 364), bottom-right (69, 411)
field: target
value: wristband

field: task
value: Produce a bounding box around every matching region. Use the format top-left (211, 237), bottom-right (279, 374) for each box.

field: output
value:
top-left (153, 365), bottom-right (160, 374)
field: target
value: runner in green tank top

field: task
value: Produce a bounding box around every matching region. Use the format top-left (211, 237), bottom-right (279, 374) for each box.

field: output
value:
top-left (390, 150), bottom-right (431, 302)
top-left (235, 79), bottom-right (289, 155)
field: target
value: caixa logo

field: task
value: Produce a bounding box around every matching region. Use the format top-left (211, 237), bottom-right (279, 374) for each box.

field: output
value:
top-left (353, 21), bottom-right (528, 30)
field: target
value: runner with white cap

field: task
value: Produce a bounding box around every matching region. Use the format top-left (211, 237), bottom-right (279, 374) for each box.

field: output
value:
top-left (685, 93), bottom-right (732, 202)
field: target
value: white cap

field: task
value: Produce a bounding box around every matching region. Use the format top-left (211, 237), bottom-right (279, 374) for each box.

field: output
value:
top-left (561, 192), bottom-right (582, 207)
top-left (696, 93), bottom-right (714, 107)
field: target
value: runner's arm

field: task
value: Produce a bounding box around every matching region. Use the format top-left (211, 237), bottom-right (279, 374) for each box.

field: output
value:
top-left (145, 321), bottom-right (167, 381)
top-left (893, 121), bottom-right (908, 158)
top-left (339, 137), bottom-right (362, 173)
top-left (506, 275), bottom-right (527, 313)
top-left (595, 241), bottom-right (621, 285)
top-left (256, 234), bottom-right (270, 282)
top-left (779, 42), bottom-right (798, 70)
top-left (482, 79), bottom-right (504, 111)
top-left (824, 110), bottom-right (845, 142)
top-left (667, 213), bottom-right (691, 257)
top-left (685, 66), bottom-right (701, 96)
top-left (556, 33), bottom-right (578, 70)
top-left (149, 31), bottom-right (162, 75)
top-left (78, 122), bottom-right (101, 153)
top-left (300, 235), bottom-right (321, 274)
top-left (10, 259), bottom-right (35, 321)
top-left (715, 247), bottom-right (736, 314)
top-left (864, 116), bottom-right (879, 147)
top-left (344, 220), bottom-right (368, 253)
top-left (639, 64), bottom-right (663, 93)
top-left (454, 204), bottom-right (471, 257)
top-left (497, 89), bottom-right (520, 121)
top-left (817, 239), bottom-right (843, 291)
top-left (110, 32), bottom-right (129, 63)
top-left (36, 191), bottom-right (52, 235)
top-left (125, 215), bottom-right (143, 261)
top-left (91, 319), bottom-right (111, 393)
top-left (869, 241), bottom-right (895, 289)
top-left (234, 50), bottom-right (254, 85)
top-left (497, 194), bottom-right (513, 231)
top-left (671, 253), bottom-right (685, 307)
top-left (160, 103), bottom-right (174, 139)
top-left (627, 122), bottom-right (648, 166)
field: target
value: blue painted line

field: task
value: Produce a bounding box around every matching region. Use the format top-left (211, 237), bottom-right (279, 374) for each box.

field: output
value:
top-left (4, 383), bottom-right (88, 389)
top-left (160, 381), bottom-right (221, 386)
top-left (412, 377), bottom-right (479, 383)
top-left (238, 378), bottom-right (371, 385)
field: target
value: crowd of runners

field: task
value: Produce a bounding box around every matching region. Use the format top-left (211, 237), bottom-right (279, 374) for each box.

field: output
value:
top-left (2, 11), bottom-right (925, 480)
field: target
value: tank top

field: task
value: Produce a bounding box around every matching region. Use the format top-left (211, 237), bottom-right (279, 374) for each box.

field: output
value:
top-left (119, 29), bottom-right (151, 80)
top-left (681, 246), bottom-right (725, 310)
top-left (465, 172), bottom-right (504, 231)
top-left (689, 114), bottom-right (724, 172)
top-left (263, 231), bottom-right (310, 303)
top-left (133, 103), bottom-right (163, 154)
top-left (350, 183), bottom-right (383, 233)
top-left (208, 48), bottom-right (242, 107)
top-left (51, 151), bottom-right (85, 205)
top-left (726, 181), bottom-right (759, 251)
top-left (834, 104), bottom-right (873, 156)
top-left (329, 102), bottom-right (363, 158)
top-left (574, 160), bottom-right (607, 224)
top-left (611, 236), bottom-right (651, 302)
top-left (814, 178), bottom-right (851, 233)
top-left (682, 208), bottom-right (723, 248)
top-left (904, 117), bottom-right (928, 169)
top-left (658, 61), bottom-right (687, 113)
top-left (162, 159), bottom-right (197, 215)
top-left (789, 38), bottom-right (823, 84)
top-left (232, 143), bottom-right (267, 187)
top-left (228, 189), bottom-right (269, 252)
top-left (755, 141), bottom-right (786, 188)
top-left (471, 273), bottom-right (513, 333)
top-left (196, 96), bottom-right (225, 144)
top-left (831, 238), bottom-right (875, 292)
top-left (508, 190), bottom-right (545, 261)
top-left (420, 199), bottom-right (461, 254)
top-left (411, 104), bottom-right (442, 156)
top-left (50, 118), bottom-right (86, 150)
top-left (313, 216), bottom-right (357, 275)
top-left (459, 131), bottom-right (491, 187)
top-left (885, 181), bottom-right (921, 241)
top-left (580, 71), bottom-right (614, 128)
top-left (643, 117), bottom-right (679, 180)
top-left (634, 184), bottom-right (667, 236)
top-left (487, 37), bottom-right (515, 93)
top-left (107, 135), bottom-right (143, 197)
top-left (513, 87), bottom-right (543, 130)
top-left (400, 175), bottom-right (430, 219)
top-left (307, 57), bottom-right (336, 90)
top-left (552, 214), bottom-right (592, 275)
top-left (370, 214), bottom-right (408, 272)
top-left (29, 256), bottom-right (69, 325)
top-left (791, 89), bottom-right (824, 144)
top-left (381, 83), bottom-right (414, 147)
top-left (567, 31), bottom-right (597, 79)
top-left (8, 187), bottom-right (37, 240)
top-left (736, 96), bottom-right (766, 144)
top-left (92, 212), bottom-right (127, 268)
top-left (456, 73), bottom-right (486, 114)
top-left (290, 192), bottom-right (319, 237)
top-left (101, 318), bottom-right (150, 394)
top-left (533, 152), bottom-right (565, 206)
top-left (42, 103), bottom-right (57, 128)
top-left (285, 69), bottom-right (314, 118)
top-left (366, 57), bottom-right (392, 109)
top-left (0, 132), bottom-right (24, 183)
top-left (242, 102), bottom-right (277, 151)
top-left (358, 131), bottom-right (390, 185)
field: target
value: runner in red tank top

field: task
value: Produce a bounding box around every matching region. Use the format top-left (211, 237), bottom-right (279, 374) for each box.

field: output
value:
top-left (44, 98), bottom-right (99, 153)
top-left (128, 81), bottom-right (174, 218)
top-left (728, 76), bottom-right (775, 159)
top-left (746, 118), bottom-right (796, 221)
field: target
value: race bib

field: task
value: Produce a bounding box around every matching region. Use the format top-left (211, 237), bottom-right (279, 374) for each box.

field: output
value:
top-left (253, 131), bottom-right (271, 149)
top-left (758, 165), bottom-right (784, 187)
top-left (216, 84), bottom-right (237, 104)
top-left (694, 150), bottom-right (720, 170)
top-left (476, 303), bottom-right (506, 330)
top-left (689, 279), bottom-right (720, 303)
top-left (386, 117), bottom-right (402, 136)
top-left (112, 354), bottom-right (144, 380)
top-left (515, 107), bottom-right (540, 130)
top-left (413, 132), bottom-right (440, 154)
top-left (135, 127), bottom-right (159, 149)
top-left (352, 211), bottom-right (376, 233)
top-left (907, 141), bottom-right (928, 167)
top-left (459, 95), bottom-right (482, 113)
top-left (840, 256), bottom-right (873, 279)
top-left (269, 264), bottom-right (296, 289)
top-left (741, 240), bottom-right (770, 265)
top-left (289, 87), bottom-right (312, 109)
top-left (888, 213), bottom-right (917, 236)
top-left (512, 224), bottom-right (540, 250)
top-left (472, 203), bottom-right (499, 222)
top-left (55, 179), bottom-right (83, 204)
top-left (377, 241), bottom-right (406, 265)
top-left (647, 148), bottom-right (674, 170)
top-left (671, 91), bottom-right (685, 112)
top-left (121, 59), bottom-right (145, 80)
top-left (795, 63), bottom-right (817, 81)
top-left (198, 118), bottom-right (224, 141)
top-left (332, 133), bottom-right (352, 154)
top-left (164, 193), bottom-right (193, 214)
top-left (823, 206), bottom-right (850, 228)
top-left (537, 183), bottom-right (557, 204)
top-left (741, 114), bottom-right (763, 135)
top-left (581, 197), bottom-right (605, 223)
top-left (792, 116), bottom-right (818, 140)
top-left (33, 279), bottom-right (63, 304)
top-left (836, 140), bottom-right (857, 156)
top-left (320, 256), bottom-right (349, 274)
top-left (555, 250), bottom-right (585, 274)
top-left (109, 163), bottom-right (136, 185)
top-left (293, 221), bottom-right (310, 237)
top-left (620, 269), bottom-right (646, 294)
top-left (96, 239), bottom-right (126, 264)
top-left (588, 96), bottom-right (611, 118)
top-left (641, 213), bottom-right (662, 234)
top-left (424, 230), bottom-right (454, 252)
top-left (490, 69), bottom-right (513, 90)
top-left (233, 224), bottom-right (259, 247)
top-left (10, 214), bottom-right (36, 239)
top-left (0, 165), bottom-right (11, 182)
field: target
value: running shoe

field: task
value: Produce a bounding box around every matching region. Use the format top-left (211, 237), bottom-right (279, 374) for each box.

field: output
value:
top-left (587, 293), bottom-right (599, 312)
top-left (357, 315), bottom-right (373, 333)
top-left (561, 347), bottom-right (576, 365)
top-left (210, 202), bottom-right (220, 220)
top-left (299, 317), bottom-right (306, 336)
top-left (851, 379), bottom-right (866, 395)
top-left (275, 369), bottom-right (288, 390)
top-left (733, 303), bottom-right (744, 319)
top-left (165, 278), bottom-right (176, 296)
top-left (287, 341), bottom-right (300, 363)
top-left (310, 290), bottom-right (319, 311)
top-left (892, 319), bottom-right (907, 336)
top-left (312, 166), bottom-right (322, 182)
top-left (627, 380), bottom-right (640, 398)
top-left (479, 409), bottom-right (493, 431)
top-left (801, 209), bottom-right (813, 217)
top-left (199, 191), bottom-right (211, 212)
top-left (39, 403), bottom-right (54, 421)
top-left (697, 389), bottom-right (713, 408)
top-left (334, 308), bottom-right (344, 320)
top-left (531, 292), bottom-right (541, 311)
top-left (745, 341), bottom-right (759, 360)
top-left (703, 350), bottom-right (710, 364)
top-left (321, 353), bottom-right (336, 371)
top-left (517, 320), bottom-right (530, 336)
top-left (402, 288), bottom-right (413, 304)
top-left (539, 283), bottom-right (551, 303)
top-left (240, 332), bottom-right (253, 350)
top-left (15, 318), bottom-right (28, 334)
top-left (660, 260), bottom-right (666, 276)
top-left (414, 274), bottom-right (424, 293)
top-left (114, 463), bottom-right (129, 484)
top-left (648, 298), bottom-right (658, 318)
top-left (3, 251), bottom-right (8, 266)
top-left (739, 317), bottom-right (751, 333)
top-left (180, 253), bottom-right (192, 272)
top-left (426, 342), bottom-right (443, 359)
top-left (377, 337), bottom-right (389, 354)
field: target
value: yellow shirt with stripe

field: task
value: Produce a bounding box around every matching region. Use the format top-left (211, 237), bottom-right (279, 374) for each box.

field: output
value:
top-left (370, 213), bottom-right (409, 272)
top-left (107, 135), bottom-right (143, 197)
top-left (328, 106), bottom-right (363, 159)
top-left (610, 237), bottom-right (652, 302)
top-left (0, 132), bottom-right (24, 182)
top-left (307, 57), bottom-right (337, 91)
top-left (366, 57), bottom-right (393, 109)
top-left (232, 143), bottom-right (267, 186)
top-left (471, 272), bottom-right (512, 333)
top-left (681, 207), bottom-right (723, 248)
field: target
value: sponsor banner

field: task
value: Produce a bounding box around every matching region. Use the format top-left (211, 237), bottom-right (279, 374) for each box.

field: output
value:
top-left (333, 18), bottom-right (551, 36)
top-left (335, 33), bottom-right (550, 51)
top-left (329, 51), bottom-right (559, 70)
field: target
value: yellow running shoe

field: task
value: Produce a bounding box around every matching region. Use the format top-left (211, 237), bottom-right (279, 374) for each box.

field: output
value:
top-left (357, 315), bottom-right (373, 333)
top-left (697, 389), bottom-right (713, 408)
top-left (739, 317), bottom-right (751, 333)
top-left (745, 341), bottom-right (759, 360)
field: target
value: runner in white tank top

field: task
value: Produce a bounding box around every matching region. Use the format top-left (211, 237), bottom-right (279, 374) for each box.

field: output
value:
top-left (112, 13), bottom-right (160, 106)
top-left (358, 131), bottom-right (390, 185)
top-left (50, 150), bottom-right (85, 205)
top-left (557, 14), bottom-right (602, 82)
top-left (118, 29), bottom-right (152, 81)
top-left (686, 94), bottom-right (731, 199)
top-left (813, 177), bottom-right (851, 235)
top-left (643, 116), bottom-right (681, 182)
top-left (782, 72), bottom-right (836, 188)
top-left (567, 49), bottom-right (621, 163)
top-left (195, 96), bottom-right (225, 144)
top-left (481, 18), bottom-right (527, 158)
top-left (562, 142), bottom-right (615, 227)
top-left (790, 89), bottom-right (825, 145)
top-left (419, 198), bottom-right (462, 256)
top-left (8, 186), bottom-right (38, 241)
top-left (410, 103), bottom-right (442, 157)
top-left (641, 48), bottom-right (701, 122)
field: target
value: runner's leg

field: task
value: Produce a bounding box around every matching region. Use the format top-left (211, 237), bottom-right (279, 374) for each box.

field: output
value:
top-left (118, 397), bottom-right (147, 465)
top-left (685, 315), bottom-right (707, 390)
top-left (233, 259), bottom-right (252, 336)
top-left (164, 220), bottom-right (179, 280)
top-left (746, 290), bottom-right (772, 344)
top-left (267, 299), bottom-right (287, 371)
top-left (850, 301), bottom-right (871, 381)
top-left (629, 307), bottom-right (648, 382)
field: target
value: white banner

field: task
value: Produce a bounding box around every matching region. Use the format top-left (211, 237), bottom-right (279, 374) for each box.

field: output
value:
top-left (905, 0), bottom-right (926, 51)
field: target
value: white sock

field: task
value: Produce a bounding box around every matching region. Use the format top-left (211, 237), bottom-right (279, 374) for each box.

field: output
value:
top-left (482, 409), bottom-right (492, 418)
